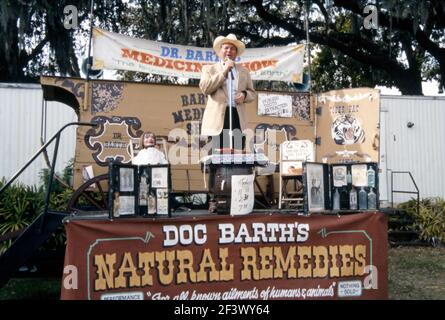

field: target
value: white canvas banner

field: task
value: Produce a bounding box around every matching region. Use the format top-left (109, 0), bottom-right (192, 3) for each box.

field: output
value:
top-left (93, 28), bottom-right (305, 82)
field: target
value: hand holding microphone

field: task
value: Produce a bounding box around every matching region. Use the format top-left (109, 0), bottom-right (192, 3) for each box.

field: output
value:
top-left (223, 57), bottom-right (235, 78)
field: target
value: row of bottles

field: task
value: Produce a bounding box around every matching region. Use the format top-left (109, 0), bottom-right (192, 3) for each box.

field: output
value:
top-left (332, 186), bottom-right (377, 211)
top-left (331, 163), bottom-right (377, 211)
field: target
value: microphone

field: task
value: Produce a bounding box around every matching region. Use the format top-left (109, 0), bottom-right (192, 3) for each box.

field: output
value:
top-left (224, 57), bottom-right (234, 79)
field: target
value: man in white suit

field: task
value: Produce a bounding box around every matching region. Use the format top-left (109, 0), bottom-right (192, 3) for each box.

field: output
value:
top-left (199, 34), bottom-right (256, 152)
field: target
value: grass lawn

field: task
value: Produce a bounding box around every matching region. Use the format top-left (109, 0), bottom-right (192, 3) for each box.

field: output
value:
top-left (388, 246), bottom-right (445, 300)
top-left (0, 277), bottom-right (61, 300)
top-left (0, 246), bottom-right (444, 300)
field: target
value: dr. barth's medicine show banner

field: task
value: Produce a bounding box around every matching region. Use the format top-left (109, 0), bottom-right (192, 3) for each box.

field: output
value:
top-left (93, 28), bottom-right (305, 83)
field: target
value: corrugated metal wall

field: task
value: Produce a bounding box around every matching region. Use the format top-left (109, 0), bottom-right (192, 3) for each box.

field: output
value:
top-left (0, 83), bottom-right (77, 187)
top-left (380, 95), bottom-right (445, 204)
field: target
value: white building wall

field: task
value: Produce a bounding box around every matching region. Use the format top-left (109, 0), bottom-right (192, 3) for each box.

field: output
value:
top-left (380, 95), bottom-right (445, 204)
top-left (0, 83), bottom-right (77, 187)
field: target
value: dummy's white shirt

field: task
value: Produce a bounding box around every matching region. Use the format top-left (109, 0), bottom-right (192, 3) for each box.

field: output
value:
top-left (132, 147), bottom-right (168, 165)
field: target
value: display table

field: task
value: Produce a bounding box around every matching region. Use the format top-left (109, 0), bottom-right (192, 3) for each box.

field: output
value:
top-left (61, 211), bottom-right (388, 300)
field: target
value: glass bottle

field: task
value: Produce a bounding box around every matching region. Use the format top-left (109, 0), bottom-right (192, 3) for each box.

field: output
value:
top-left (138, 170), bottom-right (148, 215)
top-left (347, 168), bottom-right (352, 185)
top-left (113, 192), bottom-right (120, 218)
top-left (358, 187), bottom-right (367, 210)
top-left (349, 186), bottom-right (358, 210)
top-left (368, 188), bottom-right (377, 210)
top-left (367, 166), bottom-right (375, 188)
top-left (333, 188), bottom-right (340, 210)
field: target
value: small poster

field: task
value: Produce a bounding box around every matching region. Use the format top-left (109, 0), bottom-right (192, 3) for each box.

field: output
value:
top-left (333, 166), bottom-right (347, 187)
top-left (230, 175), bottom-right (255, 215)
top-left (152, 167), bottom-right (168, 188)
top-left (281, 140), bottom-right (314, 161)
top-left (306, 163), bottom-right (325, 212)
top-left (156, 188), bottom-right (169, 215)
top-left (352, 164), bottom-right (367, 187)
top-left (119, 167), bottom-right (134, 192)
top-left (119, 196), bottom-right (135, 215)
top-left (148, 191), bottom-right (156, 214)
top-left (258, 93), bottom-right (292, 117)
top-left (281, 161), bottom-right (303, 175)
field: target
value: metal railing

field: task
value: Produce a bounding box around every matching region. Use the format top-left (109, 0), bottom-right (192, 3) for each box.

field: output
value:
top-left (0, 122), bottom-right (96, 227)
top-left (390, 170), bottom-right (420, 215)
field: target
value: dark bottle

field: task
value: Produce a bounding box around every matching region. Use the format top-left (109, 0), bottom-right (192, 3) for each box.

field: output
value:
top-left (340, 187), bottom-right (349, 210)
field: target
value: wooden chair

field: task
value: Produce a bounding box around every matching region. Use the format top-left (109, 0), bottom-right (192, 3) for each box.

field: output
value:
top-left (253, 128), bottom-right (288, 206)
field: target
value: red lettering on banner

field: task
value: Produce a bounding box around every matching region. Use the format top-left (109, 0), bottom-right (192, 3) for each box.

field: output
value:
top-left (121, 47), bottom-right (276, 74)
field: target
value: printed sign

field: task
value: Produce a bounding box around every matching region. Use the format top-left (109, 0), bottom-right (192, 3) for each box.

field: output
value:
top-left (230, 175), bottom-right (255, 215)
top-left (316, 88), bottom-right (380, 163)
top-left (258, 94), bottom-right (293, 117)
top-left (281, 140), bottom-right (314, 161)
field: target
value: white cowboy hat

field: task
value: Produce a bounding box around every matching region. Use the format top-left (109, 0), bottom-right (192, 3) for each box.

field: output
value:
top-left (213, 34), bottom-right (246, 57)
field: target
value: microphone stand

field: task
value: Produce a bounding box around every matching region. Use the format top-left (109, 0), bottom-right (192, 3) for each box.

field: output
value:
top-left (228, 69), bottom-right (234, 151)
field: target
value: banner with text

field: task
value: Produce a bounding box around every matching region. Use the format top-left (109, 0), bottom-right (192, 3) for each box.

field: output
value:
top-left (92, 28), bottom-right (305, 82)
top-left (61, 212), bottom-right (387, 300)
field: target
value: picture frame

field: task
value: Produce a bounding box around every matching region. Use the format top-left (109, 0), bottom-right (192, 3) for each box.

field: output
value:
top-left (156, 188), bottom-right (169, 215)
top-left (119, 167), bottom-right (135, 192)
top-left (151, 166), bottom-right (168, 188)
top-left (118, 195), bottom-right (136, 216)
top-left (303, 162), bottom-right (330, 212)
top-left (332, 165), bottom-right (348, 187)
top-left (351, 164), bottom-right (368, 187)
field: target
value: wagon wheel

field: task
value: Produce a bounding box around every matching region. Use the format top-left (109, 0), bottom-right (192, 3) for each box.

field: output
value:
top-left (67, 174), bottom-right (109, 213)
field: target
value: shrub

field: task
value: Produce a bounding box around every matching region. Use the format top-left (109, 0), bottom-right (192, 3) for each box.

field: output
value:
top-left (0, 159), bottom-right (74, 253)
top-left (398, 198), bottom-right (445, 246)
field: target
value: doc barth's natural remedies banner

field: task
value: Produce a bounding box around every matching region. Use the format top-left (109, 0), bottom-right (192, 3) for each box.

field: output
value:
top-left (61, 213), bottom-right (387, 300)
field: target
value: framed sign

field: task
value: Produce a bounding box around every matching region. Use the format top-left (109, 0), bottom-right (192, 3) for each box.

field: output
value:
top-left (258, 93), bottom-right (293, 117)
